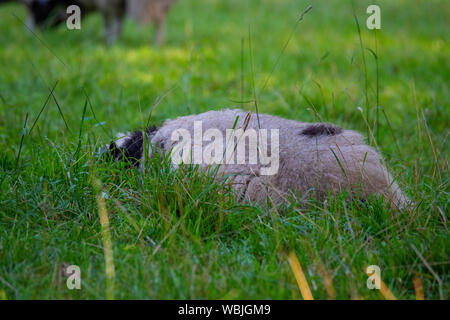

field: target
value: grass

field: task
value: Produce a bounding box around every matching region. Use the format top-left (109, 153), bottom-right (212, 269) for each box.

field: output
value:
top-left (0, 0), bottom-right (448, 299)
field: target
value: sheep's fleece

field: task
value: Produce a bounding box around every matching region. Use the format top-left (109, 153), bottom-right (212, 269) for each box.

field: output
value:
top-left (110, 109), bottom-right (408, 208)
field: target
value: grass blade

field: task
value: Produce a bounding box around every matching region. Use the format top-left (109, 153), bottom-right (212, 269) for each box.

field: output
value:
top-left (15, 113), bottom-right (29, 170)
top-left (413, 274), bottom-right (425, 300)
top-left (92, 175), bottom-right (115, 300)
top-left (287, 252), bottom-right (314, 300)
top-left (29, 81), bottom-right (58, 134)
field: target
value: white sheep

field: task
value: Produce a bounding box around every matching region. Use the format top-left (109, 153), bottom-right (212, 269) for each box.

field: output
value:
top-left (109, 109), bottom-right (409, 209)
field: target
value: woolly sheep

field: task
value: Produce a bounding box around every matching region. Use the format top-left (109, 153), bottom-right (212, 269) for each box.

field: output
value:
top-left (108, 109), bottom-right (408, 209)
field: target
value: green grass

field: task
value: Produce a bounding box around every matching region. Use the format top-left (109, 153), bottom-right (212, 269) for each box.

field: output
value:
top-left (0, 0), bottom-right (448, 299)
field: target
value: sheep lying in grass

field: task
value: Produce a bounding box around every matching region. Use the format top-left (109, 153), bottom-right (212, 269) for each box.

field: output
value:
top-left (107, 109), bottom-right (409, 209)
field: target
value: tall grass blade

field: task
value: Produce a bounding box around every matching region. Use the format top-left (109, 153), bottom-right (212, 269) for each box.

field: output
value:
top-left (15, 113), bottom-right (29, 170)
top-left (92, 175), bottom-right (115, 300)
top-left (287, 252), bottom-right (314, 300)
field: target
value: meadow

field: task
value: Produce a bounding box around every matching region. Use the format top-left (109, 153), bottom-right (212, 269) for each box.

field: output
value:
top-left (0, 0), bottom-right (448, 299)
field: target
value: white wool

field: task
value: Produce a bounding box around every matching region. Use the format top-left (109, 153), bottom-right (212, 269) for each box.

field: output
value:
top-left (116, 109), bottom-right (409, 209)
top-left (115, 132), bottom-right (128, 148)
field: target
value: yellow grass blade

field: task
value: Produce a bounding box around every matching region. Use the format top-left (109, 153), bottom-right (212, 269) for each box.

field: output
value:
top-left (413, 274), bottom-right (425, 300)
top-left (379, 280), bottom-right (397, 300)
top-left (365, 267), bottom-right (396, 300)
top-left (93, 177), bottom-right (115, 300)
top-left (287, 252), bottom-right (314, 300)
top-left (317, 262), bottom-right (335, 299)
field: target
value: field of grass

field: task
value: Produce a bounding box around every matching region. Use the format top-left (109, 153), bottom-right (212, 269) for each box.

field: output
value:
top-left (0, 0), bottom-right (448, 299)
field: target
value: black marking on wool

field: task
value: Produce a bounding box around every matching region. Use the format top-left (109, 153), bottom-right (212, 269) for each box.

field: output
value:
top-left (109, 126), bottom-right (158, 167)
top-left (301, 124), bottom-right (343, 136)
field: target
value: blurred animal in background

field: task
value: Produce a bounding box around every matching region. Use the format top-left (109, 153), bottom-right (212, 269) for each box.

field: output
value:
top-left (127, 0), bottom-right (176, 45)
top-left (1, 0), bottom-right (177, 44)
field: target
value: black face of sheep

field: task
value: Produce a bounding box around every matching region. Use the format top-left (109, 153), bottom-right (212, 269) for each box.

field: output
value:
top-left (108, 131), bottom-right (144, 167)
top-left (100, 126), bottom-right (158, 167)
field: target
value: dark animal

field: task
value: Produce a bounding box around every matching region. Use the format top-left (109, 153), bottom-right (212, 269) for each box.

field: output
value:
top-left (4, 0), bottom-right (176, 44)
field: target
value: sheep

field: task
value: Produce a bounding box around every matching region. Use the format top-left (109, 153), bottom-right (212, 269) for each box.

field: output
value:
top-left (17, 0), bottom-right (176, 44)
top-left (108, 109), bottom-right (409, 209)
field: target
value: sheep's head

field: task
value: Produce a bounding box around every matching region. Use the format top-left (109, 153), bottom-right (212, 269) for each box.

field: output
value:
top-left (101, 126), bottom-right (157, 167)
